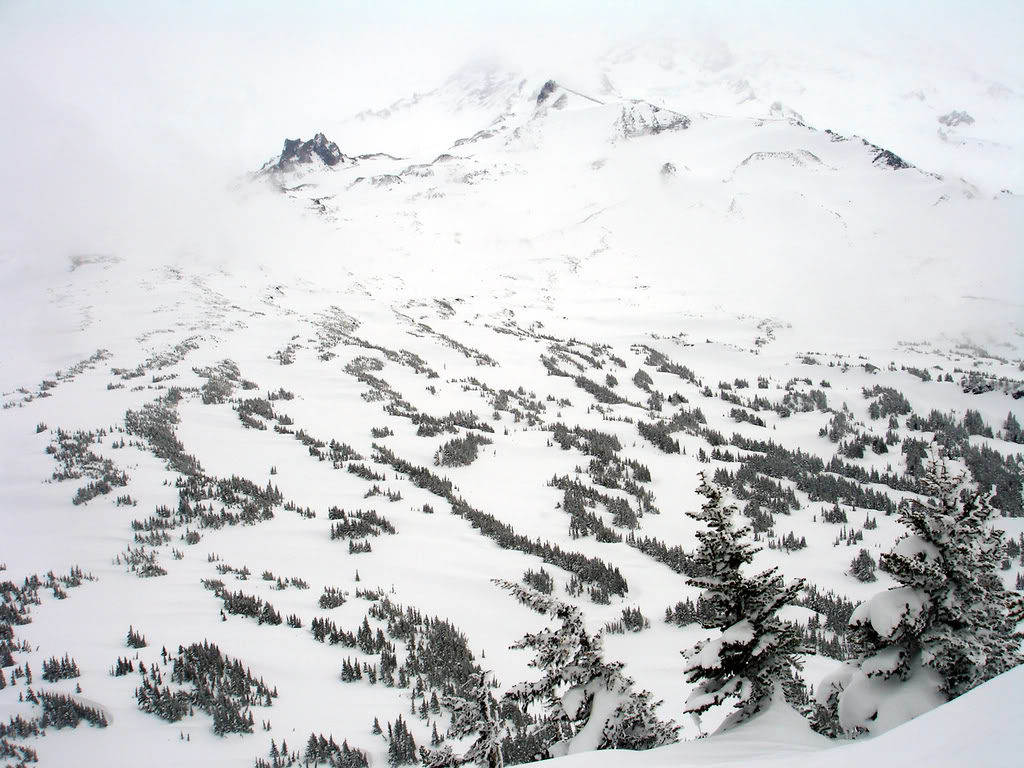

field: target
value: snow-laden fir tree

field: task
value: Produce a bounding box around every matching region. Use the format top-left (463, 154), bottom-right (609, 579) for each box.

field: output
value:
top-left (420, 670), bottom-right (506, 768)
top-left (818, 455), bottom-right (1024, 737)
top-left (849, 549), bottom-right (877, 583)
top-left (681, 472), bottom-right (806, 732)
top-left (495, 580), bottom-right (677, 758)
top-left (420, 744), bottom-right (458, 768)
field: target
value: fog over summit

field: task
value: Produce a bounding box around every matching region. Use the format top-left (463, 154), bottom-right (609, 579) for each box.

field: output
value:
top-left (2, 0), bottom-right (1022, 273)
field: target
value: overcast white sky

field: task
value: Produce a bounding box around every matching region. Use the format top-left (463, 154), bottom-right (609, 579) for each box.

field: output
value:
top-left (1, 0), bottom-right (1021, 266)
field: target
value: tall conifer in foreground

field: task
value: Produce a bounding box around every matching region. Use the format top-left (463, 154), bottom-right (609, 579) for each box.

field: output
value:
top-left (818, 455), bottom-right (1024, 736)
top-left (496, 580), bottom-right (677, 757)
top-left (681, 473), bottom-right (805, 732)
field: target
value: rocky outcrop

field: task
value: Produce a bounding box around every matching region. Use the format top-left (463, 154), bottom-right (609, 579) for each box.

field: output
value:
top-left (537, 79), bottom-right (558, 105)
top-left (871, 147), bottom-right (912, 170)
top-left (351, 174), bottom-right (403, 189)
top-left (615, 102), bottom-right (690, 139)
top-left (851, 137), bottom-right (913, 170)
top-left (273, 133), bottom-right (349, 171)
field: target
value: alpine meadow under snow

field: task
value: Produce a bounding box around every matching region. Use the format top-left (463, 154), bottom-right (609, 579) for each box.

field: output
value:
top-left (1, 2), bottom-right (1023, 767)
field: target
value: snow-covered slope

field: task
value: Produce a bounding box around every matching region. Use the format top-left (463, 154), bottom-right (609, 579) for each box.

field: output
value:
top-left (586, 33), bottom-right (1024, 195)
top-left (0, 52), bottom-right (1022, 768)
top-left (260, 70), bottom-right (1022, 347)
top-left (543, 664), bottom-right (1024, 767)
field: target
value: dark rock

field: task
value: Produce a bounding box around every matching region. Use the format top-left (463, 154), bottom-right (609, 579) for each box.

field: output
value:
top-left (276, 133), bottom-right (347, 170)
top-left (537, 80), bottom-right (558, 105)
top-left (871, 147), bottom-right (911, 170)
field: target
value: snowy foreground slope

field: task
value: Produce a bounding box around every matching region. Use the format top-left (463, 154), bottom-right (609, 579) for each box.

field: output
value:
top-left (0, 67), bottom-right (1022, 767)
top-left (544, 664), bottom-right (1024, 768)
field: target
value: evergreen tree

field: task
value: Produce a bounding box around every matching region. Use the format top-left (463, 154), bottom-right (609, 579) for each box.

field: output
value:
top-left (419, 744), bottom-right (457, 768)
top-left (681, 473), bottom-right (806, 731)
top-left (598, 687), bottom-right (679, 750)
top-left (386, 716), bottom-right (417, 766)
top-left (849, 549), bottom-right (877, 582)
top-left (127, 625), bottom-right (147, 648)
top-left (962, 409), bottom-right (992, 438)
top-left (819, 455), bottom-right (1024, 737)
top-left (1003, 411), bottom-right (1022, 444)
top-left (422, 670), bottom-right (505, 767)
top-left (496, 580), bottom-right (677, 757)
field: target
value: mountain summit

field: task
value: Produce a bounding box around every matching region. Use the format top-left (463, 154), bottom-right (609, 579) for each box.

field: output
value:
top-left (269, 132), bottom-right (349, 172)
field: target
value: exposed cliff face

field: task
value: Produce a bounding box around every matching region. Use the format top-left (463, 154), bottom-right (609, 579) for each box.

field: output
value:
top-left (274, 132), bottom-right (349, 171)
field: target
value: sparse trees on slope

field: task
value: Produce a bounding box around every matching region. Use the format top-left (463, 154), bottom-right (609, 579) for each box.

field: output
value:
top-left (1002, 411), bottom-right (1022, 444)
top-left (818, 455), bottom-right (1024, 737)
top-left (126, 625), bottom-right (147, 648)
top-left (496, 580), bottom-right (677, 758)
top-left (386, 716), bottom-right (418, 766)
top-left (681, 473), bottom-right (806, 732)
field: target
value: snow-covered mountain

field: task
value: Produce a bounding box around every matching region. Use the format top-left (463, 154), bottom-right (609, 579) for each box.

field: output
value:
top-left (586, 35), bottom-right (1024, 195)
top-left (1, 48), bottom-right (1022, 768)
top-left (258, 66), bottom-right (1021, 348)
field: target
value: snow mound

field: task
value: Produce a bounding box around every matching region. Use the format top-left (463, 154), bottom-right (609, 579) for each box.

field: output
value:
top-left (541, 666), bottom-right (1024, 767)
top-left (849, 585), bottom-right (928, 639)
